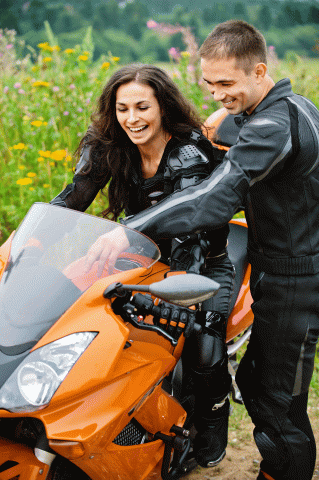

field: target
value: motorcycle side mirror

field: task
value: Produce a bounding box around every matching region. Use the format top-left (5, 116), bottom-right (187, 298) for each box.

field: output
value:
top-left (103, 273), bottom-right (220, 307)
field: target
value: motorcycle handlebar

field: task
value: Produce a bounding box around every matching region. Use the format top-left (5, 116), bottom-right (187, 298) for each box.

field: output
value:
top-left (111, 292), bottom-right (202, 345)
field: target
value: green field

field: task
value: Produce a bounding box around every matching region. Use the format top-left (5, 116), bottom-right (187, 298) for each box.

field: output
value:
top-left (1, 26), bottom-right (319, 243)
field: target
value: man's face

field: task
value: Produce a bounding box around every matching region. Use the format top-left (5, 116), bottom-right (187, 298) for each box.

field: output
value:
top-left (201, 56), bottom-right (263, 115)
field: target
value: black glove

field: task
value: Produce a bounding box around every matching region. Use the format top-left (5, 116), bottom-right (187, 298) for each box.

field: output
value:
top-left (170, 234), bottom-right (210, 274)
top-left (157, 302), bottom-right (196, 339)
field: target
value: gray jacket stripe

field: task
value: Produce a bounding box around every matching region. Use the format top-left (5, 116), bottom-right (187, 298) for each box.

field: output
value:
top-left (288, 97), bottom-right (319, 174)
top-left (127, 161), bottom-right (232, 230)
top-left (249, 136), bottom-right (292, 186)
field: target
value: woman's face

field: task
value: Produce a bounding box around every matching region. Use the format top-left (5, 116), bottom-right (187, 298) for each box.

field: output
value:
top-left (115, 81), bottom-right (166, 148)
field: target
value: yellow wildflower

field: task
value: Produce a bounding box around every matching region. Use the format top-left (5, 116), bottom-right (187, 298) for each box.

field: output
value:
top-left (51, 45), bottom-right (60, 51)
top-left (50, 162), bottom-right (55, 166)
top-left (42, 57), bottom-right (52, 63)
top-left (181, 51), bottom-right (191, 58)
top-left (18, 165), bottom-right (26, 170)
top-left (27, 172), bottom-right (36, 177)
top-left (50, 149), bottom-right (67, 161)
top-left (32, 81), bottom-right (50, 88)
top-left (38, 150), bottom-right (52, 158)
top-left (31, 120), bottom-right (43, 127)
top-left (78, 55), bottom-right (89, 61)
top-left (12, 143), bottom-right (27, 150)
top-left (64, 48), bottom-right (75, 54)
top-left (38, 157), bottom-right (44, 162)
top-left (112, 57), bottom-right (120, 62)
top-left (29, 187), bottom-right (35, 191)
top-left (83, 51), bottom-right (90, 55)
top-left (38, 42), bottom-right (49, 50)
top-left (43, 184), bottom-right (50, 188)
top-left (65, 155), bottom-right (72, 162)
top-left (101, 62), bottom-right (110, 70)
top-left (23, 115), bottom-right (30, 121)
top-left (31, 66), bottom-right (39, 72)
top-left (17, 178), bottom-right (32, 185)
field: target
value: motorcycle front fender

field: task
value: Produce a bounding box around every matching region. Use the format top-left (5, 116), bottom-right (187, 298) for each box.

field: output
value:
top-left (0, 436), bottom-right (50, 480)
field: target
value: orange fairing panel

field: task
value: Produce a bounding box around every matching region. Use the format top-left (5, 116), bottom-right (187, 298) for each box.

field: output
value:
top-left (226, 262), bottom-right (253, 342)
top-left (72, 440), bottom-right (165, 480)
top-left (38, 341), bottom-right (175, 440)
top-left (0, 437), bottom-right (49, 480)
top-left (135, 385), bottom-right (187, 434)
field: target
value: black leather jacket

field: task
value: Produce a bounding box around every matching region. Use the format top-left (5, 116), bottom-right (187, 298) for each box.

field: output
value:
top-left (125, 79), bottom-right (319, 276)
top-left (51, 130), bottom-right (229, 263)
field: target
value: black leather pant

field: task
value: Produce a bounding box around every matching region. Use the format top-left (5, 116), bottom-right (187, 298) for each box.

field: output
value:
top-left (182, 253), bottom-right (235, 414)
top-left (236, 268), bottom-right (319, 480)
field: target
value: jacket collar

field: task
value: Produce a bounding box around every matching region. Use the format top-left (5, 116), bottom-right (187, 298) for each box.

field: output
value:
top-left (234, 78), bottom-right (293, 127)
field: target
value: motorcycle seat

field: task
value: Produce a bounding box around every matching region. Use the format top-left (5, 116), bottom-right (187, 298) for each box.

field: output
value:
top-left (227, 221), bottom-right (249, 313)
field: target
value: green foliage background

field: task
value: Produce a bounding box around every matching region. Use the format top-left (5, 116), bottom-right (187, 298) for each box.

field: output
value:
top-left (1, 0), bottom-right (319, 62)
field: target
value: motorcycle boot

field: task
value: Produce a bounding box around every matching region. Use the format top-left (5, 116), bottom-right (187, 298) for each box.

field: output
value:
top-left (191, 312), bottom-right (232, 468)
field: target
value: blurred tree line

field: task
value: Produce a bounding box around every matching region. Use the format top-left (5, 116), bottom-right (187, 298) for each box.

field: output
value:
top-left (0, 0), bottom-right (319, 62)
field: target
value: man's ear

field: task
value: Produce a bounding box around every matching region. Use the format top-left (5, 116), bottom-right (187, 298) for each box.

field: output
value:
top-left (254, 63), bottom-right (267, 82)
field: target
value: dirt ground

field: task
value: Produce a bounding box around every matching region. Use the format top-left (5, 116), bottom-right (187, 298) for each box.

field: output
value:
top-left (183, 403), bottom-right (319, 480)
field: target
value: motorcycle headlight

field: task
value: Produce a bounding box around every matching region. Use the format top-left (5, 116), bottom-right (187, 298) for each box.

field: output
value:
top-left (0, 332), bottom-right (97, 413)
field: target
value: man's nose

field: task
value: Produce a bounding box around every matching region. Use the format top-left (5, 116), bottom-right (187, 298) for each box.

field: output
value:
top-left (212, 88), bottom-right (226, 102)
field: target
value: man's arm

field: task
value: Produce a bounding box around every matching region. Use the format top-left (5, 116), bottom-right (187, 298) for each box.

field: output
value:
top-left (124, 107), bottom-right (292, 240)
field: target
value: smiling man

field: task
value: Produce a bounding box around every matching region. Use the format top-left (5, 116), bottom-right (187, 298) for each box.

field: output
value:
top-left (125, 20), bottom-right (319, 480)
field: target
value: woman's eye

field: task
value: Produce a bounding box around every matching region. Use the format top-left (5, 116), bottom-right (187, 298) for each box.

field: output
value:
top-left (139, 106), bottom-right (149, 110)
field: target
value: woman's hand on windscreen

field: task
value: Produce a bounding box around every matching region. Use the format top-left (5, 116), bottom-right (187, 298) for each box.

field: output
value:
top-left (84, 226), bottom-right (130, 276)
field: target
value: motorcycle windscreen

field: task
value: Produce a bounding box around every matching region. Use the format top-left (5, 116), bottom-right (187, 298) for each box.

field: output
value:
top-left (0, 203), bottom-right (160, 350)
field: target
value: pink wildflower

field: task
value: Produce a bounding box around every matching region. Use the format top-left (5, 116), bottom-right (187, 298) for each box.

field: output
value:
top-left (168, 47), bottom-right (181, 61)
top-left (3, 86), bottom-right (9, 94)
top-left (14, 82), bottom-right (22, 89)
top-left (63, 111), bottom-right (69, 116)
top-left (147, 20), bottom-right (158, 29)
top-left (69, 84), bottom-right (76, 90)
top-left (52, 86), bottom-right (60, 92)
top-left (202, 104), bottom-right (209, 110)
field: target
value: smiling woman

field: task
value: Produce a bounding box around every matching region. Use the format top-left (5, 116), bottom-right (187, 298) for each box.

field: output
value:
top-left (50, 63), bottom-right (235, 469)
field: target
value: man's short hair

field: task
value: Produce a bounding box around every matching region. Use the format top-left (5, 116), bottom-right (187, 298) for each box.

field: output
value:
top-left (199, 20), bottom-right (267, 74)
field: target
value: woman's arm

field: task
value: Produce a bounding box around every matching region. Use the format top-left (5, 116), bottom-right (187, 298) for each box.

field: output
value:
top-left (50, 145), bottom-right (101, 212)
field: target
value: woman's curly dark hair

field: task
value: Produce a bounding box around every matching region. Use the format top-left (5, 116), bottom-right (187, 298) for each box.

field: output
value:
top-left (75, 63), bottom-right (202, 220)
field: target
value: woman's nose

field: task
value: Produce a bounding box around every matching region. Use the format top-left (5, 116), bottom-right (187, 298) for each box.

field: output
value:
top-left (128, 109), bottom-right (138, 123)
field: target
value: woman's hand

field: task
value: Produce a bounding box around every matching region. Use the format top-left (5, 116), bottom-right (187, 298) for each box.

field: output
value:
top-left (84, 226), bottom-right (130, 276)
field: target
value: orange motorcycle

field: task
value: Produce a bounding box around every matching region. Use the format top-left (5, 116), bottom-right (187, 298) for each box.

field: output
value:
top-left (0, 200), bottom-right (252, 480)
